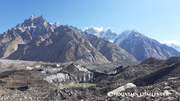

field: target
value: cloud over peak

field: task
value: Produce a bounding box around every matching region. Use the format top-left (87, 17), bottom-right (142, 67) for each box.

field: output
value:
top-left (84, 26), bottom-right (103, 32)
top-left (160, 40), bottom-right (179, 46)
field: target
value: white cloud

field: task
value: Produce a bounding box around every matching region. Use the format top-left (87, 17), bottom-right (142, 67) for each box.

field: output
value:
top-left (94, 27), bottom-right (103, 32)
top-left (159, 40), bottom-right (179, 46)
top-left (83, 26), bottom-right (103, 32)
top-left (119, 28), bottom-right (121, 30)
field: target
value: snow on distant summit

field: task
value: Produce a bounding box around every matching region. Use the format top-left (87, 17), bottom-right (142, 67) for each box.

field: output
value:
top-left (113, 30), bottom-right (147, 45)
top-left (84, 26), bottom-right (117, 41)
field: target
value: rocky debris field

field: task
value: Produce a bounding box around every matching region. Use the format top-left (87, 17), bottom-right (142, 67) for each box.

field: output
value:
top-left (0, 57), bottom-right (180, 100)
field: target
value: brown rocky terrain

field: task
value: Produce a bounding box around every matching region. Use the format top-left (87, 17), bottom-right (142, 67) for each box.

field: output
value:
top-left (0, 15), bottom-right (137, 64)
top-left (8, 25), bottom-right (109, 63)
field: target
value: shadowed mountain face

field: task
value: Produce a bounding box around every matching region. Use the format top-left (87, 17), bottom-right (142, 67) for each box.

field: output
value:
top-left (114, 30), bottom-right (180, 61)
top-left (83, 32), bottom-right (137, 62)
top-left (0, 15), bottom-right (137, 63)
top-left (8, 25), bottom-right (109, 63)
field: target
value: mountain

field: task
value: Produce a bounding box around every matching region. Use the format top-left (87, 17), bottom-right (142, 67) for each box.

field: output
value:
top-left (0, 15), bottom-right (137, 63)
top-left (114, 30), bottom-right (180, 61)
top-left (160, 42), bottom-right (180, 52)
top-left (84, 27), bottom-right (117, 41)
top-left (0, 15), bottom-right (56, 58)
top-left (83, 32), bottom-right (137, 62)
top-left (7, 25), bottom-right (109, 63)
top-left (170, 44), bottom-right (180, 52)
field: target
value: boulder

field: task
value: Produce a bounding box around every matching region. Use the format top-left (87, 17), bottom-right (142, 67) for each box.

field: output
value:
top-left (107, 83), bottom-right (136, 97)
top-left (164, 86), bottom-right (172, 90)
top-left (163, 90), bottom-right (171, 96)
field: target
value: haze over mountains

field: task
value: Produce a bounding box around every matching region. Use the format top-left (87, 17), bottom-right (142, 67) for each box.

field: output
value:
top-left (85, 27), bottom-right (180, 61)
top-left (0, 15), bottom-right (137, 63)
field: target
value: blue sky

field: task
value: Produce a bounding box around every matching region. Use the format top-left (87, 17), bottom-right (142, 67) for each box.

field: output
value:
top-left (0, 0), bottom-right (180, 45)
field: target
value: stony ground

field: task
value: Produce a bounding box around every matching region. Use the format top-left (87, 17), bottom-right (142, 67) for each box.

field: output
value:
top-left (0, 57), bottom-right (180, 101)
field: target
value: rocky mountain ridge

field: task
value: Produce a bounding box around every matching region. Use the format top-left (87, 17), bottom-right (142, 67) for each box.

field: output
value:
top-left (85, 27), bottom-right (180, 61)
top-left (114, 30), bottom-right (180, 61)
top-left (0, 15), bottom-right (137, 63)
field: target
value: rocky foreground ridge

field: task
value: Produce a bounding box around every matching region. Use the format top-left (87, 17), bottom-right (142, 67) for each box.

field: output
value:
top-left (0, 57), bottom-right (179, 100)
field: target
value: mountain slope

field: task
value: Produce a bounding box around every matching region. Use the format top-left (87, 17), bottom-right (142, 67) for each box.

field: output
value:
top-left (0, 15), bottom-right (56, 58)
top-left (114, 30), bottom-right (180, 61)
top-left (170, 44), bottom-right (180, 52)
top-left (160, 42), bottom-right (180, 52)
top-left (83, 32), bottom-right (137, 62)
top-left (0, 15), bottom-right (137, 63)
top-left (8, 25), bottom-right (109, 63)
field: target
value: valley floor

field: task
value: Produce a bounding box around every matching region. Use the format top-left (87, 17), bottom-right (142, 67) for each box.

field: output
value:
top-left (0, 57), bottom-right (180, 101)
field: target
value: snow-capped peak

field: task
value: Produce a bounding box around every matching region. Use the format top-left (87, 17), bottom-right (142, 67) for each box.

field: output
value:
top-left (53, 22), bottom-right (61, 27)
top-left (30, 15), bottom-right (38, 20)
top-left (106, 27), bottom-right (114, 33)
top-left (84, 26), bottom-right (118, 41)
top-left (113, 30), bottom-right (132, 44)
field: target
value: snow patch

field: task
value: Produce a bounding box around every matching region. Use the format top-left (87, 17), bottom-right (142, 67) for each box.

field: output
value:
top-left (114, 30), bottom-right (132, 44)
top-left (75, 65), bottom-right (88, 72)
top-left (109, 40), bottom-right (113, 43)
top-left (106, 27), bottom-right (114, 33)
top-left (30, 15), bottom-right (37, 20)
top-left (26, 66), bottom-right (33, 70)
top-left (31, 26), bottom-right (36, 37)
top-left (53, 22), bottom-right (61, 27)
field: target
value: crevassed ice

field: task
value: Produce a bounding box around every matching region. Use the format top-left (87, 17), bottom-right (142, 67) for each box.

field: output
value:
top-left (75, 65), bottom-right (88, 72)
top-left (44, 73), bottom-right (70, 83)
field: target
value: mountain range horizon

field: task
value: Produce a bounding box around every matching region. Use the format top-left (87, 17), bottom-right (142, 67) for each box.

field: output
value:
top-left (0, 15), bottom-right (179, 62)
top-left (1, 1), bottom-right (180, 100)
top-left (2, 15), bottom-right (180, 47)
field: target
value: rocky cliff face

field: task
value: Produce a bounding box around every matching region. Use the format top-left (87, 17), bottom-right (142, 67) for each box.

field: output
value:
top-left (0, 15), bottom-right (54, 58)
